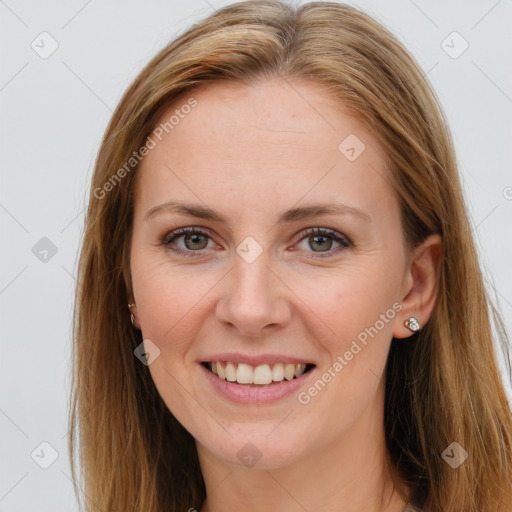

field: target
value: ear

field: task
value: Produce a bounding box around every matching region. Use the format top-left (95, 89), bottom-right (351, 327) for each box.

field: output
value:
top-left (123, 239), bottom-right (141, 329)
top-left (393, 233), bottom-right (443, 339)
top-left (127, 294), bottom-right (141, 330)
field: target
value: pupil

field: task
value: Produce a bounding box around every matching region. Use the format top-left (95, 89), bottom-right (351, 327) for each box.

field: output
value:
top-left (186, 233), bottom-right (207, 249)
top-left (311, 235), bottom-right (331, 252)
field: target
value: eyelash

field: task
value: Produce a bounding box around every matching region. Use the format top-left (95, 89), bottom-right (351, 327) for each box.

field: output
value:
top-left (161, 226), bottom-right (352, 259)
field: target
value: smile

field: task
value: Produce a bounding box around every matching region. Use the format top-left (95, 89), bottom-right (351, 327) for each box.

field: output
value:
top-left (201, 361), bottom-right (315, 386)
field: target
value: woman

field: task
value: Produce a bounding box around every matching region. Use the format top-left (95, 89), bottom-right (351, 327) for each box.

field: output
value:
top-left (68, 1), bottom-right (512, 511)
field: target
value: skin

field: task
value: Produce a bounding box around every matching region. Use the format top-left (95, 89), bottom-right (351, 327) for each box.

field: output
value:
top-left (128, 78), bottom-right (442, 512)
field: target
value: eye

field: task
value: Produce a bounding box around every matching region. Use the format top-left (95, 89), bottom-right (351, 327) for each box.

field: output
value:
top-left (293, 227), bottom-right (352, 257)
top-left (161, 227), bottom-right (216, 256)
top-left (161, 226), bottom-right (352, 258)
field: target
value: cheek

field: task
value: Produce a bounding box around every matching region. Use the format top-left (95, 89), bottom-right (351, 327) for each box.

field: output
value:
top-left (294, 270), bottom-right (399, 435)
top-left (131, 257), bottom-right (214, 346)
top-left (131, 263), bottom-right (212, 428)
top-left (292, 261), bottom-right (401, 346)
top-left (289, 259), bottom-right (403, 413)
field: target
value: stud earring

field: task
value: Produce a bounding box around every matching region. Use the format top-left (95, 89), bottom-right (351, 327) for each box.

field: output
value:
top-left (128, 303), bottom-right (135, 326)
top-left (404, 317), bottom-right (420, 332)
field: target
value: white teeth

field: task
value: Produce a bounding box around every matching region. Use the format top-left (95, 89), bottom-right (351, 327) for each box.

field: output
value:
top-left (295, 363), bottom-right (306, 377)
top-left (271, 363), bottom-right (284, 382)
top-left (207, 361), bottom-right (310, 385)
top-left (225, 362), bottom-right (237, 382)
top-left (253, 364), bottom-right (272, 385)
top-left (236, 363), bottom-right (254, 384)
top-left (216, 361), bottom-right (226, 380)
top-left (284, 363), bottom-right (296, 381)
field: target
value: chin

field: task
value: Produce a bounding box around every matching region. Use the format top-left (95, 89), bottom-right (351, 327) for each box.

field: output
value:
top-left (195, 421), bottom-right (313, 471)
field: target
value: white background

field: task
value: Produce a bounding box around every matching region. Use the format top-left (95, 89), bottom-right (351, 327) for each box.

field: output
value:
top-left (1, 0), bottom-right (511, 510)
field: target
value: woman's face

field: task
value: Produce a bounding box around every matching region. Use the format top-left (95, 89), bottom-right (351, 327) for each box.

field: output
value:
top-left (129, 78), bottom-right (418, 470)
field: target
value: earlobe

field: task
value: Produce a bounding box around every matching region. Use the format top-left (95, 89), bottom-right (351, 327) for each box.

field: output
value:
top-left (393, 233), bottom-right (443, 339)
top-left (127, 299), bottom-right (140, 330)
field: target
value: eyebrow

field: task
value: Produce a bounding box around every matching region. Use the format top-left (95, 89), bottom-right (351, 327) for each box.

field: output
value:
top-left (144, 200), bottom-right (371, 226)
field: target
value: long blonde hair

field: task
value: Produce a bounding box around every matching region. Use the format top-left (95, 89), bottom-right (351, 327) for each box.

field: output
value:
top-left (69, 1), bottom-right (512, 511)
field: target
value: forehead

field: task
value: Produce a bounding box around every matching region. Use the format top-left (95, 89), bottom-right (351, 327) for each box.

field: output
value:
top-left (134, 78), bottom-right (395, 220)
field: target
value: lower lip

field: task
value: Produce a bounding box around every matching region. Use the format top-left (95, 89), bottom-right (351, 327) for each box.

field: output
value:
top-left (199, 363), bottom-right (315, 404)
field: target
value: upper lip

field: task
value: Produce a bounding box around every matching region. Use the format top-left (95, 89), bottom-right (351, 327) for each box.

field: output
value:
top-left (200, 352), bottom-right (316, 367)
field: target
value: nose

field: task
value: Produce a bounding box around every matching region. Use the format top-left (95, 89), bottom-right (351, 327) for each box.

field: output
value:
top-left (215, 255), bottom-right (292, 338)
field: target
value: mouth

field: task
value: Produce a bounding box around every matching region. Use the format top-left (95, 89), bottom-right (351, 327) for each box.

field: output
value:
top-left (200, 361), bottom-right (316, 387)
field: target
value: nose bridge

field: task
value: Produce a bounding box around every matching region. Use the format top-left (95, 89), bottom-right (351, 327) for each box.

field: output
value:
top-left (233, 231), bottom-right (274, 293)
top-left (216, 243), bottom-right (290, 336)
top-left (234, 251), bottom-right (272, 300)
